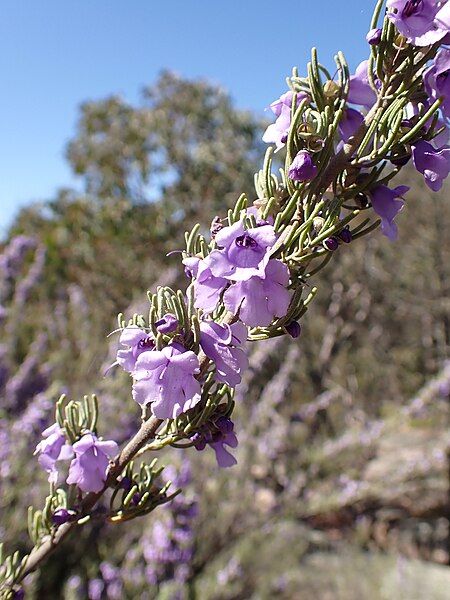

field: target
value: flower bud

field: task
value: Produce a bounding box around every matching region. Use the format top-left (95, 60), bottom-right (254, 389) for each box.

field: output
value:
top-left (52, 508), bottom-right (77, 526)
top-left (366, 28), bottom-right (382, 45)
top-left (288, 150), bottom-right (318, 182)
top-left (285, 321), bottom-right (302, 339)
top-left (338, 227), bottom-right (352, 244)
top-left (323, 237), bottom-right (339, 251)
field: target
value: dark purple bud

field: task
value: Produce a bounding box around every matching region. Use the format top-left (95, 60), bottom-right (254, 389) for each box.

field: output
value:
top-left (338, 227), bottom-right (352, 244)
top-left (155, 313), bottom-right (178, 334)
top-left (323, 237), bottom-right (339, 251)
top-left (390, 150), bottom-right (411, 167)
top-left (52, 508), bottom-right (77, 526)
top-left (120, 476), bottom-right (133, 491)
top-left (285, 321), bottom-right (302, 338)
top-left (131, 493), bottom-right (141, 506)
top-left (354, 192), bottom-right (370, 208)
top-left (12, 589), bottom-right (25, 600)
top-left (366, 28), bottom-right (382, 45)
top-left (215, 416), bottom-right (234, 434)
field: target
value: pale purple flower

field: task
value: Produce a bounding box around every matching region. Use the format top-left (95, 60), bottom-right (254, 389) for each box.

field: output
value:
top-left (206, 221), bottom-right (276, 282)
top-left (223, 260), bottom-right (291, 327)
top-left (132, 344), bottom-right (201, 419)
top-left (66, 433), bottom-right (118, 493)
top-left (412, 140), bottom-right (450, 190)
top-left (387, 0), bottom-right (450, 47)
top-left (348, 61), bottom-right (377, 108)
top-left (263, 91), bottom-right (309, 150)
top-left (339, 108), bottom-right (365, 143)
top-left (183, 256), bottom-right (227, 314)
top-left (116, 326), bottom-right (154, 373)
top-left (366, 27), bottom-right (382, 45)
top-left (35, 423), bottom-right (73, 484)
top-left (199, 320), bottom-right (248, 387)
top-left (155, 314), bottom-right (178, 334)
top-left (288, 150), bottom-right (318, 182)
top-left (193, 417), bottom-right (238, 468)
top-left (424, 48), bottom-right (450, 119)
top-left (369, 185), bottom-right (409, 240)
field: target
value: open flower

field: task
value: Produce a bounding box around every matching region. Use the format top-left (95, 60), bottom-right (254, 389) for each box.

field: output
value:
top-left (206, 221), bottom-right (276, 282)
top-left (369, 185), bottom-right (409, 240)
top-left (184, 256), bottom-right (228, 314)
top-left (348, 61), bottom-right (377, 108)
top-left (288, 151), bottom-right (318, 182)
top-left (412, 140), bottom-right (450, 190)
top-left (66, 433), bottom-right (118, 493)
top-left (387, 0), bottom-right (450, 47)
top-left (193, 417), bottom-right (238, 468)
top-left (424, 48), bottom-right (450, 119)
top-left (116, 326), bottom-right (154, 373)
top-left (223, 259), bottom-right (291, 327)
top-left (263, 91), bottom-right (308, 151)
top-left (199, 320), bottom-right (248, 387)
top-left (35, 423), bottom-right (73, 484)
top-left (132, 344), bottom-right (201, 419)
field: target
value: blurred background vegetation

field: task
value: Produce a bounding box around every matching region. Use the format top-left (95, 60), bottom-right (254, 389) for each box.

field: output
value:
top-left (1, 72), bottom-right (450, 599)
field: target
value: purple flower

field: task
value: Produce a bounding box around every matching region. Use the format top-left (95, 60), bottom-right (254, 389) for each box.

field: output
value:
top-left (115, 326), bottom-right (154, 373)
top-left (263, 91), bottom-right (308, 151)
top-left (52, 508), bottom-right (77, 526)
top-left (369, 185), bottom-right (409, 240)
top-left (206, 221), bottom-right (276, 282)
top-left (132, 344), bottom-right (201, 419)
top-left (387, 0), bottom-right (450, 47)
top-left (339, 108), bottom-right (365, 143)
top-left (412, 140), bottom-right (450, 190)
top-left (155, 314), bottom-right (178, 334)
top-left (223, 260), bottom-right (291, 327)
top-left (199, 320), bottom-right (248, 387)
top-left (183, 256), bottom-right (227, 314)
top-left (263, 104), bottom-right (291, 150)
top-left (288, 151), bottom-right (318, 182)
top-left (193, 417), bottom-right (238, 468)
top-left (66, 433), bottom-right (118, 493)
top-left (366, 27), bottom-right (382, 45)
top-left (35, 423), bottom-right (73, 484)
top-left (424, 48), bottom-right (450, 119)
top-left (348, 61), bottom-right (377, 108)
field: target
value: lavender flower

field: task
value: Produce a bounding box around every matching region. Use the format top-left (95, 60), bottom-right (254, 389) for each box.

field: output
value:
top-left (207, 221), bottom-right (276, 281)
top-left (369, 185), bottom-right (409, 240)
top-left (35, 423), bottom-right (73, 484)
top-left (115, 326), bottom-right (154, 373)
top-left (184, 256), bottom-right (227, 314)
top-left (424, 47), bottom-right (450, 119)
top-left (387, 0), bottom-right (450, 47)
top-left (66, 433), bottom-right (118, 493)
top-left (288, 150), bottom-right (318, 182)
top-left (193, 417), bottom-right (238, 468)
top-left (339, 108), bottom-right (365, 143)
top-left (223, 259), bottom-right (291, 327)
top-left (132, 344), bottom-right (201, 419)
top-left (366, 27), bottom-right (382, 45)
top-left (348, 61), bottom-right (377, 108)
top-left (263, 91), bottom-right (308, 150)
top-left (412, 140), bottom-right (450, 190)
top-left (155, 313), bottom-right (178, 334)
top-left (199, 320), bottom-right (248, 387)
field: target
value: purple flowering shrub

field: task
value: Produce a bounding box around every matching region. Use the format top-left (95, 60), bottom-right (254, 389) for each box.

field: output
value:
top-left (2, 1), bottom-right (450, 596)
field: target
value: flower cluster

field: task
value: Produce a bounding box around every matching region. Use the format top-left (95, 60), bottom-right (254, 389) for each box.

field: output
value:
top-left (35, 426), bottom-right (118, 493)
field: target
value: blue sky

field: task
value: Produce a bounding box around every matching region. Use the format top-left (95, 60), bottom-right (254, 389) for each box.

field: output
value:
top-left (0, 0), bottom-right (375, 232)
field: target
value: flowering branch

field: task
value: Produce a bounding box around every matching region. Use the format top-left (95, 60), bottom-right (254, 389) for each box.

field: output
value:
top-left (3, 0), bottom-right (450, 595)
